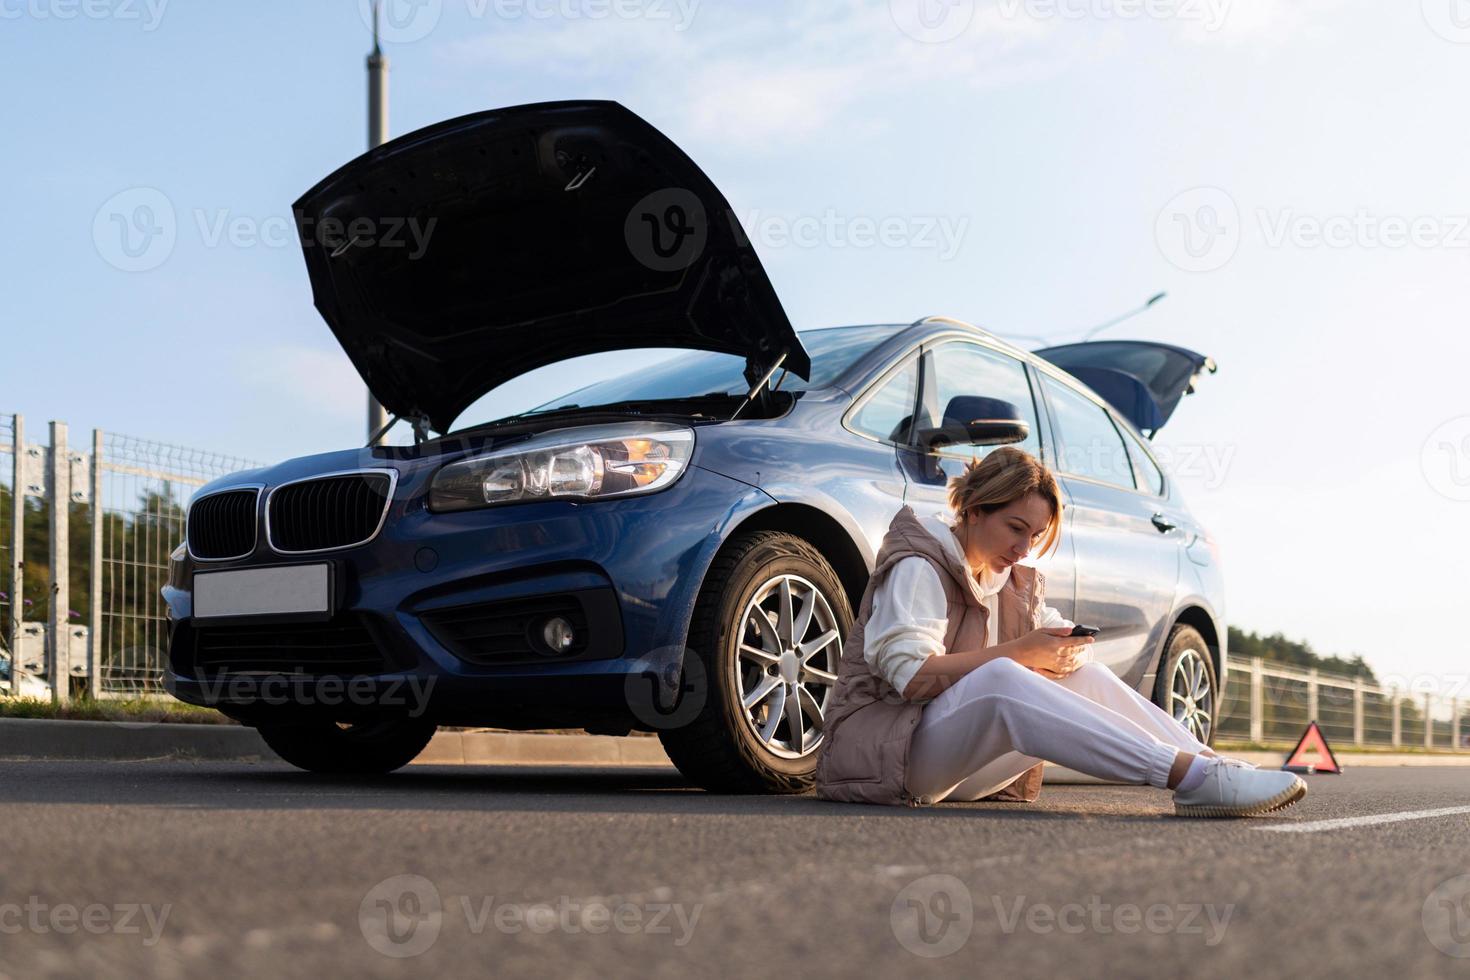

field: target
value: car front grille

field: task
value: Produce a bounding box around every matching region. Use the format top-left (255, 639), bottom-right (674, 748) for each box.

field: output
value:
top-left (267, 471), bottom-right (394, 553)
top-left (187, 489), bottom-right (259, 560)
top-left (190, 616), bottom-right (397, 677)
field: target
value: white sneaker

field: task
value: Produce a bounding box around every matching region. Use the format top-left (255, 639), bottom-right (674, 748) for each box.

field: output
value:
top-left (1173, 758), bottom-right (1307, 818)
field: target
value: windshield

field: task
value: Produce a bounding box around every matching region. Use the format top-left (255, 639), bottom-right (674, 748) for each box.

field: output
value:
top-left (523, 324), bottom-right (899, 415)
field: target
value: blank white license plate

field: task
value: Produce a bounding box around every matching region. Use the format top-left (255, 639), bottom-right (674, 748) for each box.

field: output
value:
top-left (193, 564), bottom-right (331, 620)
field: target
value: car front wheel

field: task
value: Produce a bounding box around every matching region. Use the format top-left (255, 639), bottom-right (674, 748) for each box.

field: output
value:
top-left (658, 530), bottom-right (851, 794)
top-left (257, 717), bottom-right (438, 774)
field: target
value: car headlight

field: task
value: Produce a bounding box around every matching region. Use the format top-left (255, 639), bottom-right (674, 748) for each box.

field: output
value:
top-left (429, 422), bottom-right (695, 513)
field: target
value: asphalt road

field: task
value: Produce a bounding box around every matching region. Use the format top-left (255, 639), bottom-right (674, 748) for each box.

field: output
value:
top-left (0, 760), bottom-right (1467, 979)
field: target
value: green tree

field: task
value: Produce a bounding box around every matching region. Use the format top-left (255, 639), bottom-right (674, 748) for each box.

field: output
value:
top-left (1228, 626), bottom-right (1378, 682)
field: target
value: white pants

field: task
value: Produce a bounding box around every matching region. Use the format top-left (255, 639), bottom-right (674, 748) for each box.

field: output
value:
top-left (904, 657), bottom-right (1212, 803)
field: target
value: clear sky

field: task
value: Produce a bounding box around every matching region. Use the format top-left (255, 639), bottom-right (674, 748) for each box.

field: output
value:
top-left (5, 0), bottom-right (1469, 690)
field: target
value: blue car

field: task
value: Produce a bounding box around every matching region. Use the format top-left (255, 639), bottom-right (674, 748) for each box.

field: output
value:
top-left (164, 101), bottom-right (1223, 793)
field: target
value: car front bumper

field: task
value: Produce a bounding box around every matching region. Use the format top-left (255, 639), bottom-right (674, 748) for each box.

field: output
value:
top-left (163, 463), bottom-right (772, 729)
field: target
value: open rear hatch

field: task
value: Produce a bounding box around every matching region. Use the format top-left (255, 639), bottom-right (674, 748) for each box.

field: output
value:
top-left (1032, 340), bottom-right (1216, 437)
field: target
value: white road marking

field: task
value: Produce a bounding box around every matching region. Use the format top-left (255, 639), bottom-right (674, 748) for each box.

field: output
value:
top-left (1255, 805), bottom-right (1470, 833)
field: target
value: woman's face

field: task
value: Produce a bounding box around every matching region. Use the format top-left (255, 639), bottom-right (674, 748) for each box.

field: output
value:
top-left (955, 491), bottom-right (1054, 575)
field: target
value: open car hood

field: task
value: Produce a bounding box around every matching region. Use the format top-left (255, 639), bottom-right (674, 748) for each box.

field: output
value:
top-left (293, 100), bottom-right (809, 434)
top-left (1032, 340), bottom-right (1216, 437)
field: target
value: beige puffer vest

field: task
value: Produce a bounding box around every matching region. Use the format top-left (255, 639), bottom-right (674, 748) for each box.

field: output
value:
top-left (813, 504), bottom-right (1047, 806)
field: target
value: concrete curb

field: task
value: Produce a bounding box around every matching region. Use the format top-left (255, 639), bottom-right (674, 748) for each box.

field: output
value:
top-left (414, 731), bottom-right (674, 767)
top-left (4, 719), bottom-right (1470, 774)
top-left (0, 718), bottom-right (271, 761)
top-left (0, 719), bottom-right (674, 766)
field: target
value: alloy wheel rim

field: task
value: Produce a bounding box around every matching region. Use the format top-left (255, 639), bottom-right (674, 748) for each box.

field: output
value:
top-left (1170, 648), bottom-right (1214, 743)
top-left (733, 574), bottom-right (840, 759)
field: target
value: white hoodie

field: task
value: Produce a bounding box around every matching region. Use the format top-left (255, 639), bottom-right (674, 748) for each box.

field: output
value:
top-left (861, 508), bottom-right (1077, 700)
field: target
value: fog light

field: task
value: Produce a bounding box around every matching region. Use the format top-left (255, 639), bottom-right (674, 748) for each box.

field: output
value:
top-left (541, 617), bottom-right (576, 655)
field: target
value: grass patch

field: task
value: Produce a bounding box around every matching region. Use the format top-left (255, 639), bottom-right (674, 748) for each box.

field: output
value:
top-left (0, 696), bottom-right (236, 725)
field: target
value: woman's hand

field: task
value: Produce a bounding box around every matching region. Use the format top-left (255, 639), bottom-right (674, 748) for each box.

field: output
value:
top-left (1012, 627), bottom-right (1094, 679)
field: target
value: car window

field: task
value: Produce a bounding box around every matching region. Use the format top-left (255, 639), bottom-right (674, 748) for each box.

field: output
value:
top-left (1118, 420), bottom-right (1165, 495)
top-left (1041, 375), bottom-right (1137, 490)
top-left (848, 355), bottom-right (919, 444)
top-left (923, 342), bottom-right (1042, 461)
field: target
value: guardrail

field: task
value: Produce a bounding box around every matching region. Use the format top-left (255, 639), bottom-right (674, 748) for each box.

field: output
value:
top-left (1, 413), bottom-right (262, 701)
top-left (1217, 654), bottom-right (1467, 751)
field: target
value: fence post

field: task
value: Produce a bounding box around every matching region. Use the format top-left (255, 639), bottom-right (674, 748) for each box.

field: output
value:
top-left (47, 420), bottom-right (70, 704)
top-left (6, 414), bottom-right (22, 698)
top-left (1353, 677), bottom-right (1365, 747)
top-left (88, 428), bottom-right (104, 699)
top-left (1425, 693), bottom-right (1435, 750)
top-left (1307, 667), bottom-right (1319, 723)
top-left (1249, 656), bottom-right (1264, 744)
top-left (1391, 694), bottom-right (1402, 749)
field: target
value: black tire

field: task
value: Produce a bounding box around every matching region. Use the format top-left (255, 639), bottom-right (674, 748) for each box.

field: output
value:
top-left (1152, 624), bottom-right (1219, 746)
top-left (257, 717), bottom-right (438, 774)
top-left (657, 530), bottom-right (853, 794)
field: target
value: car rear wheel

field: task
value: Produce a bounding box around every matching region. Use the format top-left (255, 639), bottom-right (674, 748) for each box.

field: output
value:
top-left (257, 717), bottom-right (438, 774)
top-left (658, 530), bottom-right (851, 794)
top-left (1152, 624), bottom-right (1218, 745)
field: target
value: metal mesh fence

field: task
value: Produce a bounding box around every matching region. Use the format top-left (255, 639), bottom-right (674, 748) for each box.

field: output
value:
top-left (1362, 696), bottom-right (1395, 744)
top-left (1317, 684), bottom-right (1355, 747)
top-left (1216, 666), bottom-right (1251, 740)
top-left (1218, 656), bottom-right (1467, 751)
top-left (1261, 674), bottom-right (1310, 743)
top-left (1399, 697), bottom-right (1427, 747)
top-left (95, 431), bottom-right (262, 694)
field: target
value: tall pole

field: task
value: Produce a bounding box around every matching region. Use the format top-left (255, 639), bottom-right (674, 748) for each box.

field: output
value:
top-left (365, 2), bottom-right (391, 445)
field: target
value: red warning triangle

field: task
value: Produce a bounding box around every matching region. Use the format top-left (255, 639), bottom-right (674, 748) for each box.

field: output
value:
top-left (1283, 720), bottom-right (1342, 774)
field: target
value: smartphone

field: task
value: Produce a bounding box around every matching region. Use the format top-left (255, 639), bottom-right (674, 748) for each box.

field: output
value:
top-left (1068, 624), bottom-right (1100, 637)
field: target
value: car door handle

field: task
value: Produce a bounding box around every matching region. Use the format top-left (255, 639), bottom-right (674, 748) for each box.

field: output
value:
top-left (1151, 513), bottom-right (1177, 533)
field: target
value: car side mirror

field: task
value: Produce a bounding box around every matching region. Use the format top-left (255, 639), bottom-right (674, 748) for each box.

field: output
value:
top-left (914, 396), bottom-right (1030, 451)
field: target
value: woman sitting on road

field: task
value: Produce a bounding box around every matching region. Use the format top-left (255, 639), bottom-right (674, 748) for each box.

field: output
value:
top-left (813, 446), bottom-right (1307, 818)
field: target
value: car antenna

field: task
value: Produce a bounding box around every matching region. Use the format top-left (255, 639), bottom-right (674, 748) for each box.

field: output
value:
top-left (730, 352), bottom-right (788, 422)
